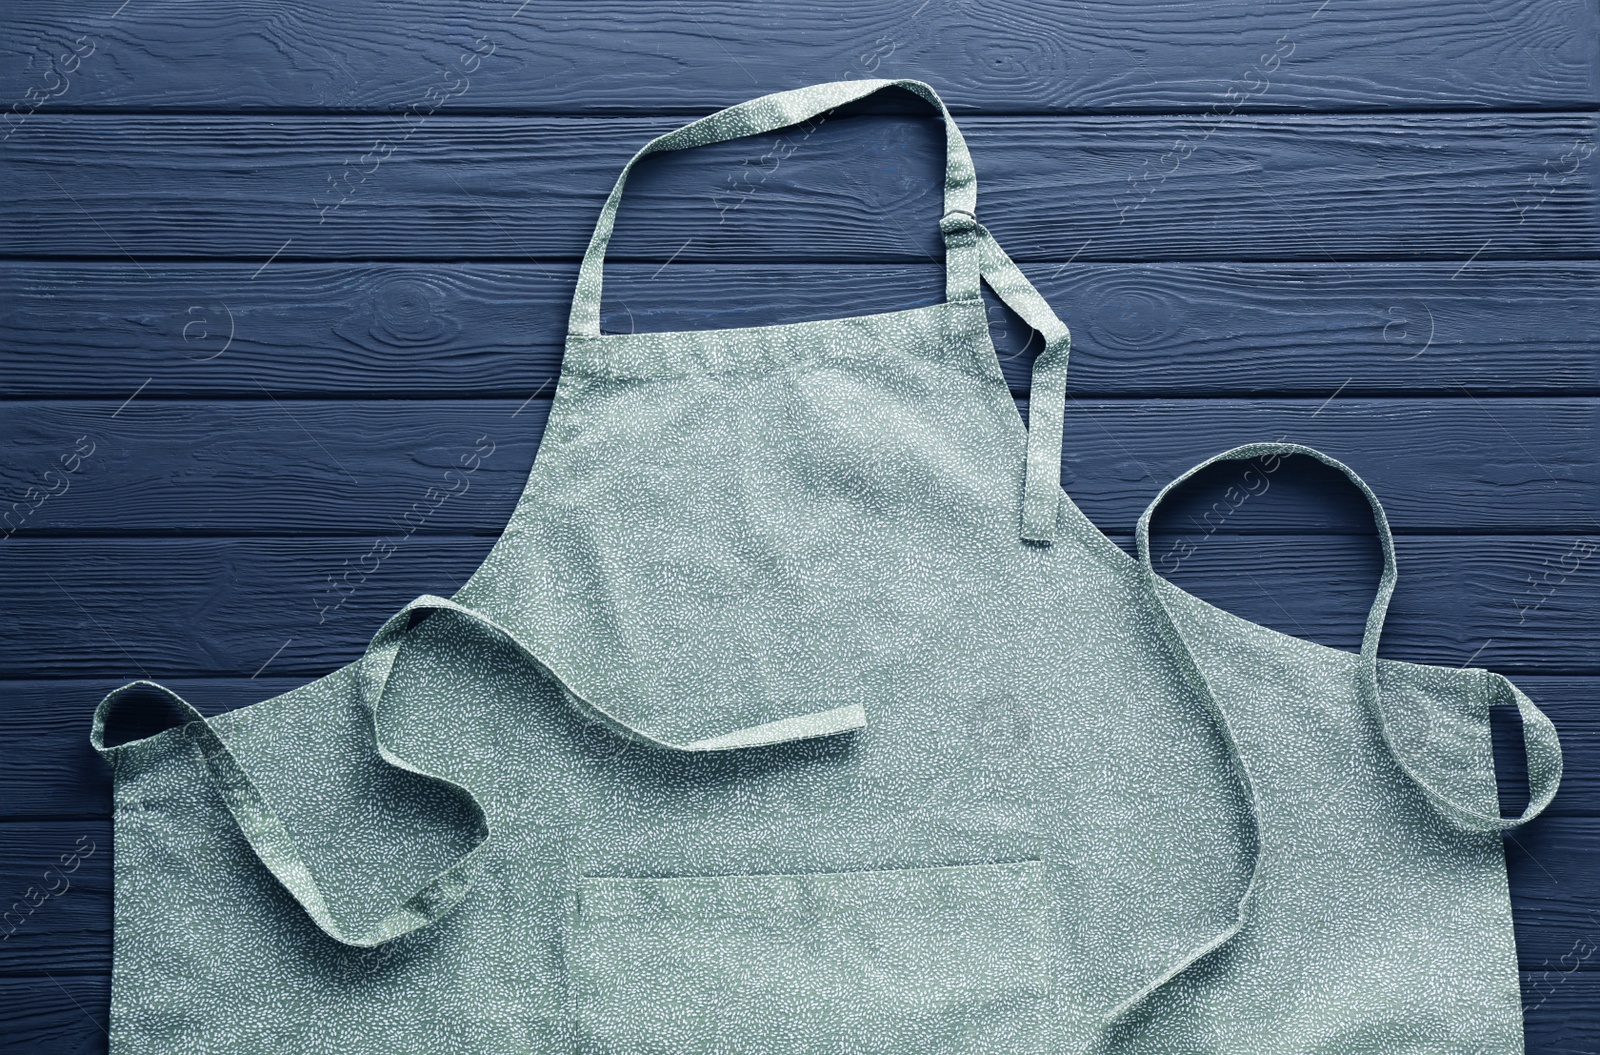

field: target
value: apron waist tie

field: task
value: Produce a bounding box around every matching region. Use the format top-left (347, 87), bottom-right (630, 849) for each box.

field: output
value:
top-left (91, 594), bottom-right (867, 949)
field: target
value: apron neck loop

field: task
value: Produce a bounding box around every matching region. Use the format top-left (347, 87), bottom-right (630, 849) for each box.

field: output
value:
top-left (563, 78), bottom-right (983, 340)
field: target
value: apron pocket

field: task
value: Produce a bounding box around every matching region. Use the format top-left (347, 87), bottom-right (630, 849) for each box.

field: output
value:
top-left (568, 858), bottom-right (1051, 1055)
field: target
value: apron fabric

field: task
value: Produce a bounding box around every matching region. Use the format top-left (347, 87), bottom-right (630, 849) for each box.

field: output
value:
top-left (87, 79), bottom-right (1559, 1055)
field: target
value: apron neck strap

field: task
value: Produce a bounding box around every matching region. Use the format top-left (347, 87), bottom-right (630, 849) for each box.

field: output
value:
top-left (1134, 442), bottom-right (1562, 832)
top-left (565, 78), bottom-right (982, 339)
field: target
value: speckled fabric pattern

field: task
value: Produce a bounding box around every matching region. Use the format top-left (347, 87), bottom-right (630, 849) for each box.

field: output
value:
top-left (90, 80), bottom-right (1560, 1054)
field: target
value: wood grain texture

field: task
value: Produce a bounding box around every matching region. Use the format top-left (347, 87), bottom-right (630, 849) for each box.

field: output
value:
top-left (3, 533), bottom-right (1596, 679)
top-left (2, 0), bottom-right (1596, 113)
top-left (4, 261), bottom-right (1599, 398)
top-left (4, 113), bottom-right (1596, 261)
top-left (5, 674), bottom-right (1595, 822)
top-left (1, 818), bottom-right (1592, 978)
top-left (2, 398), bottom-right (1594, 535)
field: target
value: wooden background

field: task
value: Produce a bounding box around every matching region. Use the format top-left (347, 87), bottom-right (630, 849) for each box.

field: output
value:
top-left (2, 1), bottom-right (1597, 1050)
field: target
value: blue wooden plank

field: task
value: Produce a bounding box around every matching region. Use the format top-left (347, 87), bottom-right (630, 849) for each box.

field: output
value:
top-left (3, 113), bottom-right (1594, 261)
top-left (4, 262), bottom-right (1598, 398)
top-left (2, 0), bottom-right (1595, 113)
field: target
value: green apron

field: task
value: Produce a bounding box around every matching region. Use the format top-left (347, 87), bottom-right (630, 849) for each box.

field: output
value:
top-left (89, 79), bottom-right (1559, 1054)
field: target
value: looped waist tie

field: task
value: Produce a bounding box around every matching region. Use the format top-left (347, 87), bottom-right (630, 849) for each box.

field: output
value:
top-left (92, 593), bottom-right (870, 949)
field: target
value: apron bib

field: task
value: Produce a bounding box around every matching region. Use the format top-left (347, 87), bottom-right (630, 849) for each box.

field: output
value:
top-left (88, 79), bottom-right (1559, 1055)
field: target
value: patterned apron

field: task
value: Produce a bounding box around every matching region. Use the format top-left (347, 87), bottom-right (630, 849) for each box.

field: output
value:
top-left (89, 79), bottom-right (1559, 1054)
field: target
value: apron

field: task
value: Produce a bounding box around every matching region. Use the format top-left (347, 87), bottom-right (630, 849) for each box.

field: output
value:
top-left (87, 79), bottom-right (1559, 1054)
